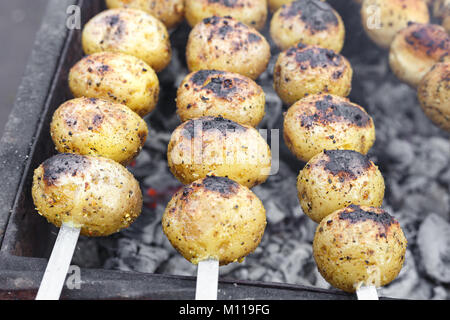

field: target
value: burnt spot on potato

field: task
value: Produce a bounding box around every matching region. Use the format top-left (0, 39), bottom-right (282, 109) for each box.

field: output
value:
top-left (191, 70), bottom-right (226, 86)
top-left (207, 0), bottom-right (242, 7)
top-left (202, 176), bottom-right (239, 195)
top-left (338, 205), bottom-right (398, 237)
top-left (404, 23), bottom-right (450, 58)
top-left (286, 45), bottom-right (343, 68)
top-left (320, 150), bottom-right (372, 180)
top-left (280, 0), bottom-right (339, 32)
top-left (189, 70), bottom-right (248, 99)
top-left (42, 153), bottom-right (90, 187)
top-left (182, 116), bottom-right (246, 138)
top-left (299, 95), bottom-right (371, 128)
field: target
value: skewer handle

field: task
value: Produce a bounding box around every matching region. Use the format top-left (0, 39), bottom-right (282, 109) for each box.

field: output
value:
top-left (195, 259), bottom-right (219, 300)
top-left (356, 285), bottom-right (379, 300)
top-left (35, 223), bottom-right (80, 300)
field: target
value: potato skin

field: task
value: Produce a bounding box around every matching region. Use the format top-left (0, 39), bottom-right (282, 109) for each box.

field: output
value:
top-left (32, 154), bottom-right (142, 237)
top-left (361, 0), bottom-right (430, 49)
top-left (177, 70), bottom-right (266, 127)
top-left (418, 62), bottom-right (450, 132)
top-left (105, 0), bottom-right (185, 30)
top-left (167, 116), bottom-right (272, 188)
top-left (270, 0), bottom-right (345, 52)
top-left (162, 176), bottom-right (266, 265)
top-left (313, 205), bottom-right (407, 293)
top-left (185, 0), bottom-right (268, 30)
top-left (50, 98), bottom-right (148, 165)
top-left (389, 23), bottom-right (450, 88)
top-left (274, 44), bottom-right (353, 106)
top-left (284, 94), bottom-right (375, 162)
top-left (68, 52), bottom-right (160, 117)
top-left (186, 16), bottom-right (271, 80)
top-left (297, 150), bottom-right (385, 223)
top-left (82, 8), bottom-right (171, 73)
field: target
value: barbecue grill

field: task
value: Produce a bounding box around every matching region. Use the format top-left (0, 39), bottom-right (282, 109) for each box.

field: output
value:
top-left (0, 0), bottom-right (448, 300)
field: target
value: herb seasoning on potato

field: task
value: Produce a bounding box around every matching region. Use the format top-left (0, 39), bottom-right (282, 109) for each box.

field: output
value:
top-left (297, 150), bottom-right (385, 223)
top-left (177, 70), bottom-right (266, 127)
top-left (69, 52), bottom-right (160, 117)
top-left (50, 97), bottom-right (148, 166)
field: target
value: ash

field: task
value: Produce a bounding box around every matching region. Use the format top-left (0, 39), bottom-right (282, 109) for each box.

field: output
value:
top-left (72, 2), bottom-right (450, 300)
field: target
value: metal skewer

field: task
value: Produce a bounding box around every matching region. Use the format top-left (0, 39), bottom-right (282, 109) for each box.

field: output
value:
top-left (195, 259), bottom-right (219, 300)
top-left (35, 223), bottom-right (80, 300)
top-left (356, 285), bottom-right (379, 300)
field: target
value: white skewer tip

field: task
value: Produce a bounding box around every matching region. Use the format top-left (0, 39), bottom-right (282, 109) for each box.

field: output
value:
top-left (356, 285), bottom-right (379, 300)
top-left (195, 259), bottom-right (219, 300)
top-left (35, 223), bottom-right (80, 300)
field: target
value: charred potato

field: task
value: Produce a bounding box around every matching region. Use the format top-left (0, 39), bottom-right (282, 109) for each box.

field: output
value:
top-left (177, 70), bottom-right (266, 127)
top-left (389, 23), bottom-right (450, 88)
top-left (162, 176), bottom-right (267, 265)
top-left (361, 0), bottom-right (430, 49)
top-left (186, 16), bottom-right (271, 80)
top-left (274, 44), bottom-right (353, 106)
top-left (284, 94), bottom-right (375, 162)
top-left (185, 0), bottom-right (267, 30)
top-left (167, 116), bottom-right (272, 188)
top-left (418, 62), bottom-right (450, 132)
top-left (50, 97), bottom-right (148, 165)
top-left (313, 205), bottom-right (407, 293)
top-left (32, 153), bottom-right (142, 237)
top-left (270, 0), bottom-right (345, 52)
top-left (297, 150), bottom-right (385, 223)
top-left (269, 0), bottom-right (326, 13)
top-left (433, 0), bottom-right (450, 33)
top-left (68, 52), bottom-right (160, 117)
top-left (82, 8), bottom-right (171, 73)
top-left (105, 0), bottom-right (185, 30)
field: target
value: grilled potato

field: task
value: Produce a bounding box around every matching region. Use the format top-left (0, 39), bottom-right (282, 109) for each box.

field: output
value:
top-left (82, 8), bottom-right (171, 72)
top-left (50, 97), bottom-right (148, 165)
top-left (186, 16), bottom-right (271, 80)
top-left (105, 0), bottom-right (185, 30)
top-left (185, 0), bottom-right (268, 30)
top-left (270, 0), bottom-right (345, 52)
top-left (269, 0), bottom-right (326, 12)
top-left (162, 176), bottom-right (267, 265)
top-left (389, 23), bottom-right (450, 88)
top-left (167, 116), bottom-right (272, 188)
top-left (177, 70), bottom-right (266, 127)
top-left (313, 205), bottom-right (407, 293)
top-left (32, 153), bottom-right (143, 237)
top-left (68, 52), bottom-right (160, 117)
top-left (297, 150), bottom-right (385, 223)
top-left (274, 43), bottom-right (353, 106)
top-left (284, 94), bottom-right (375, 162)
top-left (418, 62), bottom-right (450, 132)
top-left (361, 0), bottom-right (430, 49)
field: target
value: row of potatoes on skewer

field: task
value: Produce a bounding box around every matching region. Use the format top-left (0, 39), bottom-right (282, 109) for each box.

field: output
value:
top-left (32, 0), bottom-right (448, 297)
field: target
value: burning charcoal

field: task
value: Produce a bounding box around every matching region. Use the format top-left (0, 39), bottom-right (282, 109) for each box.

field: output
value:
top-left (386, 139), bottom-right (415, 170)
top-left (160, 255), bottom-right (197, 276)
top-left (278, 242), bottom-right (315, 286)
top-left (417, 214), bottom-right (450, 283)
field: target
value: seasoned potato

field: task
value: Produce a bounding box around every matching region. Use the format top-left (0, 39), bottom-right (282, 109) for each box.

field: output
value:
top-left (270, 0), bottom-right (345, 52)
top-left (433, 0), bottom-right (450, 33)
top-left (68, 52), bottom-right (160, 117)
top-left (389, 23), bottom-right (450, 88)
top-left (185, 0), bottom-right (268, 30)
top-left (313, 205), bottom-right (407, 293)
top-left (82, 8), bottom-right (171, 73)
top-left (50, 97), bottom-right (148, 165)
top-left (177, 70), bottom-right (265, 127)
top-left (297, 150), bottom-right (385, 223)
top-left (105, 0), bottom-right (185, 30)
top-left (284, 94), bottom-right (375, 162)
top-left (418, 62), bottom-right (450, 132)
top-left (274, 43), bottom-right (353, 106)
top-left (32, 153), bottom-right (142, 237)
top-left (162, 176), bottom-right (266, 265)
top-left (167, 116), bottom-right (272, 188)
top-left (361, 0), bottom-right (430, 49)
top-left (186, 16), bottom-right (271, 80)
